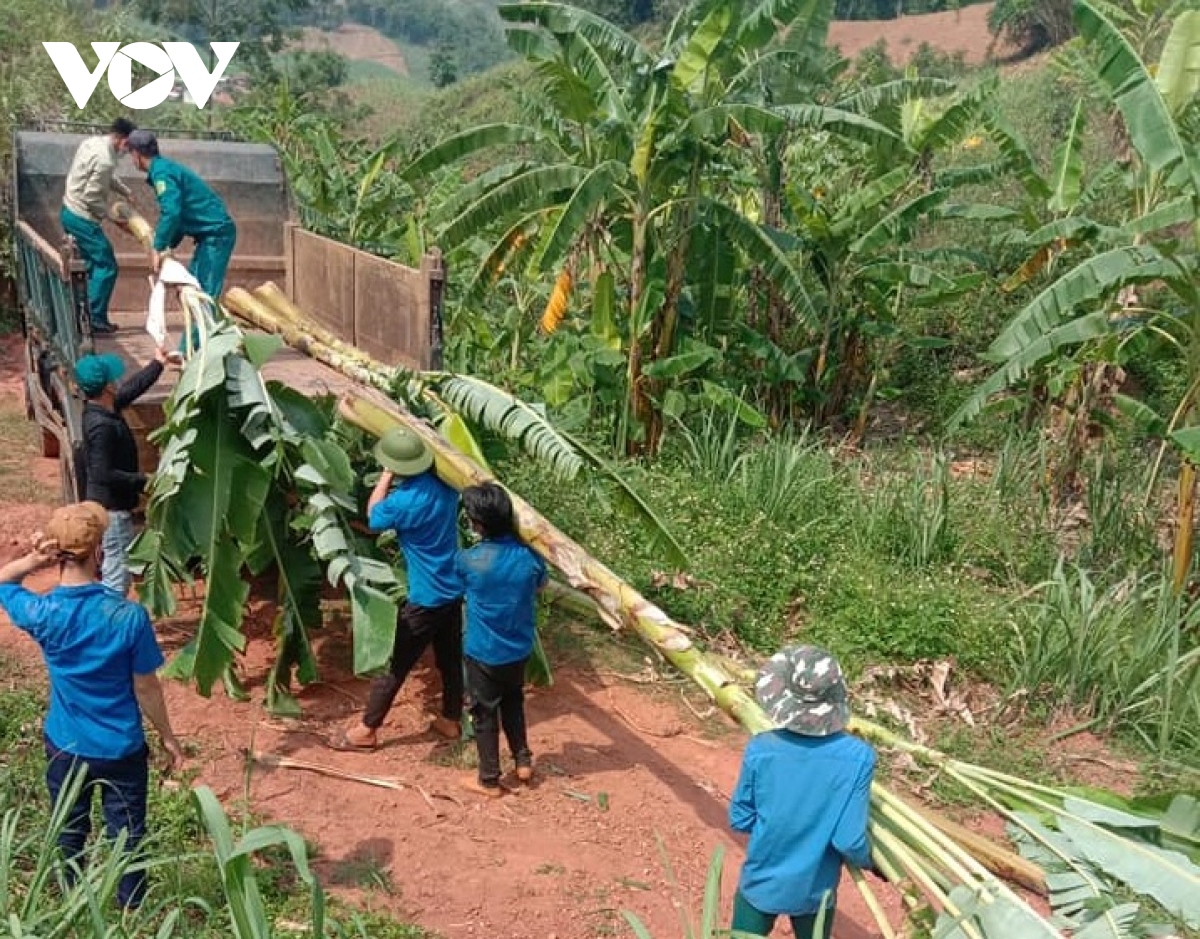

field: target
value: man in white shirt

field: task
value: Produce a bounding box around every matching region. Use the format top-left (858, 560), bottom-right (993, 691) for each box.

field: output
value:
top-left (61, 118), bottom-right (137, 335)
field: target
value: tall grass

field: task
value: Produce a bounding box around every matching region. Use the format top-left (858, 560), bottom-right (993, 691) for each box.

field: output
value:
top-left (0, 764), bottom-right (193, 938)
top-left (1010, 562), bottom-right (1200, 759)
top-left (852, 452), bottom-right (956, 568)
top-left (675, 406), bottom-right (747, 484)
top-left (735, 427), bottom-right (838, 527)
top-left (0, 680), bottom-right (432, 939)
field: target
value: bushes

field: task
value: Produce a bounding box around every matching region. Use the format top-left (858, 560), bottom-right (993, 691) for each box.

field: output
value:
top-left (988, 0), bottom-right (1075, 53)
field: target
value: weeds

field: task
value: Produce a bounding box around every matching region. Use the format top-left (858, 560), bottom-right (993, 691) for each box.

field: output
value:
top-left (674, 406), bottom-right (748, 484)
top-left (854, 452), bottom-right (956, 569)
top-left (735, 428), bottom-right (836, 527)
top-left (1010, 562), bottom-right (1200, 760)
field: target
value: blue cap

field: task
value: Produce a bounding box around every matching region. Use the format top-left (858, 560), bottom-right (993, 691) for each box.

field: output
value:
top-left (74, 354), bottom-right (126, 397)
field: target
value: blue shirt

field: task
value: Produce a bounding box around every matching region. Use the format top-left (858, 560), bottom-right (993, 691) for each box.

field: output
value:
top-left (368, 472), bottom-right (462, 608)
top-left (730, 730), bottom-right (875, 916)
top-left (0, 583), bottom-right (165, 760)
top-left (145, 155), bottom-right (234, 251)
top-left (456, 536), bottom-right (547, 666)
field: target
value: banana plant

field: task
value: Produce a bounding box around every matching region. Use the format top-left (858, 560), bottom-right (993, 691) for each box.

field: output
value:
top-left (952, 0), bottom-right (1200, 589)
top-left (403, 0), bottom-right (893, 455)
top-left (130, 319), bottom-right (402, 715)
top-left (738, 71), bottom-right (1000, 432)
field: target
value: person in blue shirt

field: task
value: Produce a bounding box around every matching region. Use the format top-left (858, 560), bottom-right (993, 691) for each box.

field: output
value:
top-left (456, 482), bottom-right (547, 797)
top-left (0, 501), bottom-right (183, 908)
top-left (125, 130), bottom-right (236, 301)
top-left (730, 645), bottom-right (876, 939)
top-left (334, 428), bottom-right (464, 750)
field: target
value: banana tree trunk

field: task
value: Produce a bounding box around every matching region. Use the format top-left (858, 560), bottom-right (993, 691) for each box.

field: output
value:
top-left (223, 288), bottom-right (1049, 899)
top-left (626, 208), bottom-right (652, 456)
top-left (225, 284), bottom-right (772, 729)
top-left (1173, 460), bottom-right (1196, 594)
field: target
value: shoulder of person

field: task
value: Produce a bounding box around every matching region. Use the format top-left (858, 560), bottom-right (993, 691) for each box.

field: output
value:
top-left (828, 731), bottom-right (876, 767)
top-left (456, 542), bottom-right (486, 573)
top-left (100, 592), bottom-right (151, 628)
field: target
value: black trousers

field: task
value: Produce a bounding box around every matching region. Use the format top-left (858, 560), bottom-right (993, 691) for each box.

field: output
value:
top-left (363, 600), bottom-right (463, 729)
top-left (466, 656), bottom-right (531, 786)
top-left (45, 738), bottom-right (149, 908)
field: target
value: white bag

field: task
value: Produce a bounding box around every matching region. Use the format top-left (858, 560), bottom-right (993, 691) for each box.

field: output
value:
top-left (146, 258), bottom-right (201, 346)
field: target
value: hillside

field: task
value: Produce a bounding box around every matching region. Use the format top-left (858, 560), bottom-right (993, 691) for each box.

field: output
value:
top-left (296, 24), bottom-right (410, 76)
top-left (308, 0), bottom-right (1027, 92)
top-left (828, 1), bottom-right (1019, 63)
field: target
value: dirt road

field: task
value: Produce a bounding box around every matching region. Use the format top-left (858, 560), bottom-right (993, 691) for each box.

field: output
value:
top-left (0, 335), bottom-right (898, 938)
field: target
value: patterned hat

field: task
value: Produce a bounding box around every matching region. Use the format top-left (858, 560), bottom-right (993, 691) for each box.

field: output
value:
top-left (755, 644), bottom-right (850, 736)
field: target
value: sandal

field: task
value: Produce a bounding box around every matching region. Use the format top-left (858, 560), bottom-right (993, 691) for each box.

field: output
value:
top-left (326, 729), bottom-right (378, 752)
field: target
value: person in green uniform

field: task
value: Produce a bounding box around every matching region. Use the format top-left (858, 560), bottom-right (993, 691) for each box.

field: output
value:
top-left (125, 130), bottom-right (237, 302)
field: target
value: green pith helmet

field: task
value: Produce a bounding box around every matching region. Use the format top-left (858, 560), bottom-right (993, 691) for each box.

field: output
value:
top-left (755, 644), bottom-right (850, 737)
top-left (373, 427), bottom-right (434, 477)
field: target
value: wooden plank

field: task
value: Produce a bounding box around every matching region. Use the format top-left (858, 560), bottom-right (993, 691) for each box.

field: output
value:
top-left (290, 228), bottom-right (355, 342)
top-left (353, 251), bottom-right (424, 370)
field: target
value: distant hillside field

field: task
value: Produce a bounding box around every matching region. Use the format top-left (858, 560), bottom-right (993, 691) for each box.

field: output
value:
top-left (829, 1), bottom-right (1018, 64)
top-left (307, 2), bottom-right (1026, 94)
top-left (297, 24), bottom-right (409, 76)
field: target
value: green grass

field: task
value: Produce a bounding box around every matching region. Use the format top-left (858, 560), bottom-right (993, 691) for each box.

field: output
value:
top-left (0, 404), bottom-right (58, 505)
top-left (500, 416), bottom-right (1173, 689)
top-left (0, 671), bottom-right (438, 938)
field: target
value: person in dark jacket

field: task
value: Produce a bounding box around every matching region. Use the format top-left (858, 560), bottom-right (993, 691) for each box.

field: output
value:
top-left (75, 349), bottom-right (168, 594)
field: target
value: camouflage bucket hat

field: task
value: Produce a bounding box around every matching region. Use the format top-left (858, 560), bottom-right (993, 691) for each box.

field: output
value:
top-left (755, 644), bottom-right (850, 736)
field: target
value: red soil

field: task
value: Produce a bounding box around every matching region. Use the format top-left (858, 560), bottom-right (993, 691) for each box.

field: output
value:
top-left (0, 331), bottom-right (956, 939)
top-left (828, 2), bottom-right (1021, 65)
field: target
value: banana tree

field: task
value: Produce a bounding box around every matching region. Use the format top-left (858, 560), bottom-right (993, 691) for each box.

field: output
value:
top-left (952, 0), bottom-right (1200, 589)
top-left (740, 74), bottom-right (1000, 432)
top-left (404, 0), bottom-right (865, 455)
top-left (130, 316), bottom-right (403, 715)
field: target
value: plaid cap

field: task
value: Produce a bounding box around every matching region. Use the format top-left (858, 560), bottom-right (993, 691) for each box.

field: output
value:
top-left (755, 644), bottom-right (850, 736)
top-left (44, 501), bottom-right (109, 560)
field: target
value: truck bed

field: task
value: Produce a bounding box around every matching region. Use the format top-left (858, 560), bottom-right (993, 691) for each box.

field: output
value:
top-left (97, 307), bottom-right (364, 404)
top-left (97, 307), bottom-right (363, 469)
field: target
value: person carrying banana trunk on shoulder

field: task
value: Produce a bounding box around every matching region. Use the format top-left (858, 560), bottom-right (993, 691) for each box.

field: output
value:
top-left (60, 118), bottom-right (137, 335)
top-left (125, 129), bottom-right (236, 352)
top-left (331, 428), bottom-right (466, 752)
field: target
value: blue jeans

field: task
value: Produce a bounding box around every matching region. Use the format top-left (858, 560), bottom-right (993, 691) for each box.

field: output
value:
top-left (60, 207), bottom-right (118, 327)
top-left (101, 510), bottom-right (135, 595)
top-left (45, 737), bottom-right (150, 908)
